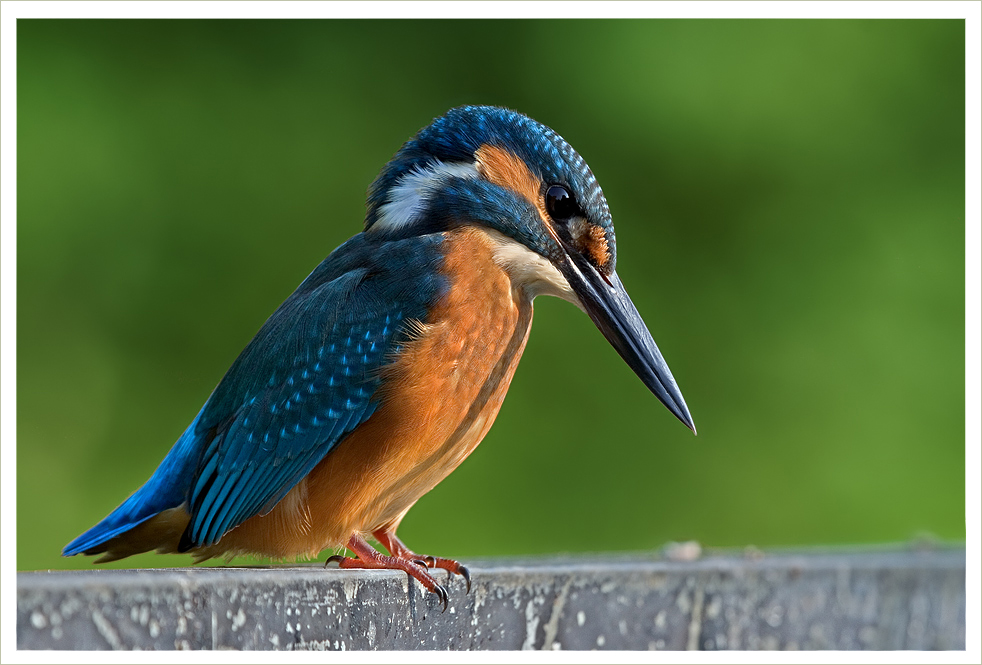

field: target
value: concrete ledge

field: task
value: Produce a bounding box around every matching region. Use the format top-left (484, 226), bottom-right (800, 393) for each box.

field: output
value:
top-left (18, 546), bottom-right (965, 650)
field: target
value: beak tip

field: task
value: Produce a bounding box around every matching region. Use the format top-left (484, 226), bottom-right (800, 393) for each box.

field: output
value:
top-left (653, 385), bottom-right (695, 433)
top-left (676, 406), bottom-right (697, 435)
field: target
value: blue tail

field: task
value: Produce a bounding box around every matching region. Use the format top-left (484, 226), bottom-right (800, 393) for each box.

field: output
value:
top-left (63, 409), bottom-right (205, 557)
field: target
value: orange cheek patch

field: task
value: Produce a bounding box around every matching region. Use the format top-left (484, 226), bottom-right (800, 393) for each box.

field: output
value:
top-left (475, 144), bottom-right (551, 226)
top-left (581, 223), bottom-right (612, 272)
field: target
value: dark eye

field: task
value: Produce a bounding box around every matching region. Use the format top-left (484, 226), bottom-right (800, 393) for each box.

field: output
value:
top-left (545, 185), bottom-right (578, 221)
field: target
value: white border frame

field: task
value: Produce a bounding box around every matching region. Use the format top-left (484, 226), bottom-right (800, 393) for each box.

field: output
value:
top-left (2, 3), bottom-right (978, 663)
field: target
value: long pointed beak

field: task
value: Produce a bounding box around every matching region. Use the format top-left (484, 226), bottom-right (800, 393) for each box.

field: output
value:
top-left (559, 251), bottom-right (696, 433)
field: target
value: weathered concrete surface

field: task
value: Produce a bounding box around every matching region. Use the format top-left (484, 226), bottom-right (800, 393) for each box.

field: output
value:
top-left (17, 547), bottom-right (965, 650)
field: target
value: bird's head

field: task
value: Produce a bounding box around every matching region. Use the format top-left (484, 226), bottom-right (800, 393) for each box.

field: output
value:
top-left (365, 105), bottom-right (694, 432)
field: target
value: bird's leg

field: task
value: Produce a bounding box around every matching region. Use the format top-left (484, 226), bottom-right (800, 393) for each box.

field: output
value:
top-left (372, 527), bottom-right (471, 593)
top-left (326, 533), bottom-right (449, 610)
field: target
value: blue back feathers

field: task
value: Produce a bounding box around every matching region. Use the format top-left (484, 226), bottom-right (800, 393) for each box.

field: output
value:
top-left (64, 233), bottom-right (447, 555)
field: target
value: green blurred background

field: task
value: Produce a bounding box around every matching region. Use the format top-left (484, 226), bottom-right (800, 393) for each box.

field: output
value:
top-left (17, 19), bottom-right (965, 571)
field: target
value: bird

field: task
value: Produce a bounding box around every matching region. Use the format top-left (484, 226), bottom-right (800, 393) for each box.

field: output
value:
top-left (63, 105), bottom-right (695, 610)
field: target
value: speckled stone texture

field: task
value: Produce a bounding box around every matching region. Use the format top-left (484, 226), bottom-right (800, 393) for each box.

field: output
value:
top-left (18, 547), bottom-right (965, 650)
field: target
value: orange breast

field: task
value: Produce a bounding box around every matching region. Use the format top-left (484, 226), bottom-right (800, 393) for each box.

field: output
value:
top-left (206, 226), bottom-right (533, 560)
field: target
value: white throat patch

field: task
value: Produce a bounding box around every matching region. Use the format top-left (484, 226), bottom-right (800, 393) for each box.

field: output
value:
top-left (482, 228), bottom-right (583, 310)
top-left (372, 159), bottom-right (479, 233)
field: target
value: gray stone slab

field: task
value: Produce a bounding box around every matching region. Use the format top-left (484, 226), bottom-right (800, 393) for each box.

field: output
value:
top-left (17, 546), bottom-right (965, 650)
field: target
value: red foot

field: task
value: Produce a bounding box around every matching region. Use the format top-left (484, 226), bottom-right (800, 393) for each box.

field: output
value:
top-left (372, 528), bottom-right (471, 593)
top-left (326, 533), bottom-right (449, 611)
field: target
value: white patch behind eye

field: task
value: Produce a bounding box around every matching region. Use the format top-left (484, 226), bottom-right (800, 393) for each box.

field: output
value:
top-left (483, 228), bottom-right (584, 310)
top-left (372, 159), bottom-right (479, 233)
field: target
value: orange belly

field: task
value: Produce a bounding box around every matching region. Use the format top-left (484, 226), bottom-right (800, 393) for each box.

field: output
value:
top-left (201, 226), bottom-right (533, 560)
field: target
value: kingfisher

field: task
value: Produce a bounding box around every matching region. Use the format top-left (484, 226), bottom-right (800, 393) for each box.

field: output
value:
top-left (64, 105), bottom-right (695, 609)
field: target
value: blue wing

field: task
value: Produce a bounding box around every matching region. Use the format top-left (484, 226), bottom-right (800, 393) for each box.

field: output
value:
top-left (64, 232), bottom-right (447, 556)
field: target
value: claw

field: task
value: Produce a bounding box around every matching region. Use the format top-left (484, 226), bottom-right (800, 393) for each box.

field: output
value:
top-left (325, 554), bottom-right (346, 568)
top-left (458, 564), bottom-right (472, 593)
top-left (434, 584), bottom-right (449, 612)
